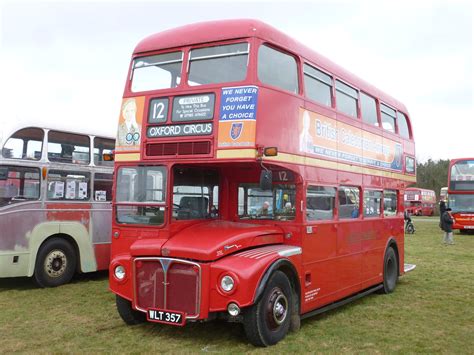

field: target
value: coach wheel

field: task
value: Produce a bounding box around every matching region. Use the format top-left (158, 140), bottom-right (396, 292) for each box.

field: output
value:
top-left (243, 271), bottom-right (292, 347)
top-left (34, 238), bottom-right (77, 287)
top-left (381, 247), bottom-right (398, 294)
top-left (116, 295), bottom-right (146, 325)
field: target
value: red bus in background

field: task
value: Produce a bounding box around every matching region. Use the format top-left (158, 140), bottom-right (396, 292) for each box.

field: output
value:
top-left (448, 158), bottom-right (474, 232)
top-left (109, 19), bottom-right (416, 346)
top-left (404, 188), bottom-right (436, 216)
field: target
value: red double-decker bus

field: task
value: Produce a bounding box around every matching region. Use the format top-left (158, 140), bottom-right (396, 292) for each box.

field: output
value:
top-left (447, 158), bottom-right (474, 232)
top-left (109, 20), bottom-right (416, 346)
top-left (404, 188), bottom-right (436, 216)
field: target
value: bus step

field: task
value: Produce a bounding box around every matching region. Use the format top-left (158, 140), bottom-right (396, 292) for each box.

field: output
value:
top-left (404, 263), bottom-right (416, 273)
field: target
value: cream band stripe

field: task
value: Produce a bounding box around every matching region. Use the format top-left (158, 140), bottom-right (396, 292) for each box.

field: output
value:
top-left (216, 149), bottom-right (416, 182)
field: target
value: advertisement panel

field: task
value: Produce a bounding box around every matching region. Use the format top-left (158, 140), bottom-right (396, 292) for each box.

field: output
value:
top-left (299, 108), bottom-right (403, 171)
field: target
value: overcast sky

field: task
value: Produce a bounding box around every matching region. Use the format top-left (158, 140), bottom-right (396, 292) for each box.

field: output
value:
top-left (0, 0), bottom-right (472, 162)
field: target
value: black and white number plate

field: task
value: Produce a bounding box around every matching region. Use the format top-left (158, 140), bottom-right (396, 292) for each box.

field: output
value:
top-left (147, 309), bottom-right (185, 326)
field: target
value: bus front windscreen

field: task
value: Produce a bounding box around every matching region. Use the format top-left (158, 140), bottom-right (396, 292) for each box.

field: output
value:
top-left (448, 194), bottom-right (474, 213)
top-left (115, 166), bottom-right (167, 225)
top-left (450, 160), bottom-right (474, 191)
top-left (131, 51), bottom-right (183, 93)
top-left (188, 42), bottom-right (249, 86)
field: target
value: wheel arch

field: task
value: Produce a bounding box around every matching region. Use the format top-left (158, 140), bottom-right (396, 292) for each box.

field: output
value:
top-left (385, 237), bottom-right (400, 276)
top-left (27, 222), bottom-right (97, 276)
top-left (253, 258), bottom-right (301, 305)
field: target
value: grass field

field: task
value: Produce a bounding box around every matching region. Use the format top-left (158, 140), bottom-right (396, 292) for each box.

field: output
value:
top-left (1, 217), bottom-right (473, 353)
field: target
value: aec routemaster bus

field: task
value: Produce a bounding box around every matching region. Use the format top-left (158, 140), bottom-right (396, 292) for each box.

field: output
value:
top-left (404, 188), bottom-right (436, 216)
top-left (0, 125), bottom-right (114, 287)
top-left (447, 158), bottom-right (474, 232)
top-left (109, 19), bottom-right (416, 346)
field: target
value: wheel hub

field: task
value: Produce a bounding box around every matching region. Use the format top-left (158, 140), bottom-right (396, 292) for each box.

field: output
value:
top-left (266, 288), bottom-right (288, 329)
top-left (44, 249), bottom-right (67, 278)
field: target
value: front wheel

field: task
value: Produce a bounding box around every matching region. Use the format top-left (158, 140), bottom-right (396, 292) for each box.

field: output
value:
top-left (116, 295), bottom-right (146, 325)
top-left (381, 247), bottom-right (398, 294)
top-left (34, 238), bottom-right (77, 287)
top-left (243, 271), bottom-right (293, 347)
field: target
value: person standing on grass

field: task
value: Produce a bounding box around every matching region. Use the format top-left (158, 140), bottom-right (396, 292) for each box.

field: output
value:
top-left (441, 207), bottom-right (455, 245)
top-left (439, 199), bottom-right (447, 229)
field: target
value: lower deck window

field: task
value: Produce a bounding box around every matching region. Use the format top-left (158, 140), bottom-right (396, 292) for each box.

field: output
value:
top-left (0, 166), bottom-right (40, 206)
top-left (363, 190), bottom-right (382, 217)
top-left (238, 184), bottom-right (296, 221)
top-left (47, 170), bottom-right (90, 201)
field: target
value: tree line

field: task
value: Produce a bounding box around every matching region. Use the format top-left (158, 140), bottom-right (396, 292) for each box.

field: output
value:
top-left (413, 159), bottom-right (450, 215)
top-left (415, 159), bottom-right (450, 196)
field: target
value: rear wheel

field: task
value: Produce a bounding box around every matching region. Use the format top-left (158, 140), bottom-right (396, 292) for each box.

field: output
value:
top-left (34, 238), bottom-right (76, 287)
top-left (381, 247), bottom-right (398, 294)
top-left (116, 295), bottom-right (146, 325)
top-left (243, 271), bottom-right (293, 347)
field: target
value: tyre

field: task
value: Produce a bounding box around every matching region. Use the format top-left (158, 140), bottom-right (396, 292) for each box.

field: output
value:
top-left (116, 295), bottom-right (146, 325)
top-left (34, 238), bottom-right (77, 287)
top-left (381, 247), bottom-right (398, 294)
top-left (243, 271), bottom-right (293, 347)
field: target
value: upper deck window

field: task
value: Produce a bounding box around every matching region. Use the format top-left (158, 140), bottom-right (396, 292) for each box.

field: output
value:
top-left (397, 112), bottom-right (410, 139)
top-left (381, 104), bottom-right (396, 133)
top-left (336, 80), bottom-right (358, 118)
top-left (304, 64), bottom-right (332, 106)
top-left (48, 131), bottom-right (90, 165)
top-left (360, 92), bottom-right (378, 126)
top-left (93, 137), bottom-right (115, 166)
top-left (2, 127), bottom-right (43, 160)
top-left (258, 45), bottom-right (298, 94)
top-left (188, 43), bottom-right (249, 86)
top-left (131, 51), bottom-right (183, 92)
top-left (450, 160), bottom-right (474, 191)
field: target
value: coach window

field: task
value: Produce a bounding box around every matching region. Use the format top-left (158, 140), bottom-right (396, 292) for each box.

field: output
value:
top-left (397, 112), bottom-right (410, 139)
top-left (0, 166), bottom-right (40, 206)
top-left (306, 186), bottom-right (336, 221)
top-left (361, 93), bottom-right (378, 126)
top-left (2, 127), bottom-right (44, 160)
top-left (383, 189), bottom-right (398, 216)
top-left (363, 190), bottom-right (382, 217)
top-left (94, 173), bottom-right (113, 201)
top-left (47, 170), bottom-right (90, 201)
top-left (338, 186), bottom-right (360, 219)
top-left (258, 44), bottom-right (298, 94)
top-left (188, 43), bottom-right (249, 86)
top-left (380, 104), bottom-right (396, 133)
top-left (48, 131), bottom-right (90, 165)
top-left (94, 137), bottom-right (115, 166)
top-left (303, 64), bottom-right (332, 106)
top-left (336, 80), bottom-right (358, 118)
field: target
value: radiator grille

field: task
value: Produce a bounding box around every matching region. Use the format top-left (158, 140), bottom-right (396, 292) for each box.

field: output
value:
top-left (134, 258), bottom-right (200, 318)
top-left (146, 141), bottom-right (211, 156)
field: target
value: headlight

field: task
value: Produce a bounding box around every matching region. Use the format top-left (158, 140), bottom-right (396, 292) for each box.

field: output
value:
top-left (220, 275), bottom-right (235, 292)
top-left (114, 265), bottom-right (126, 280)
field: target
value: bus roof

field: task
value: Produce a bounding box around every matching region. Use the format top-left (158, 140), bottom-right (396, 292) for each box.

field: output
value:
top-left (1, 123), bottom-right (114, 148)
top-left (405, 188), bottom-right (436, 193)
top-left (134, 19), bottom-right (408, 113)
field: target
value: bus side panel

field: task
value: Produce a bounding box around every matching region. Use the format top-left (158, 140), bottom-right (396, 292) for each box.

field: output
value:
top-left (91, 202), bottom-right (112, 270)
top-left (301, 222), bottom-right (339, 313)
top-left (0, 202), bottom-right (45, 278)
top-left (45, 203), bottom-right (97, 273)
top-left (94, 243), bottom-right (111, 271)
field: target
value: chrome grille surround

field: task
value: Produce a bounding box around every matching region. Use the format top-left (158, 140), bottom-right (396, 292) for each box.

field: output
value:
top-left (133, 257), bottom-right (201, 320)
